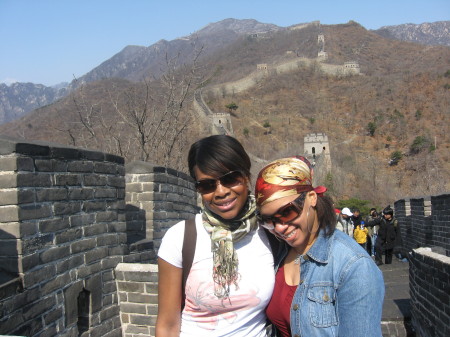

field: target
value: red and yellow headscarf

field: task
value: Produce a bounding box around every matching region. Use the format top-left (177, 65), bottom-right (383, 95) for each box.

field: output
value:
top-left (255, 156), bottom-right (327, 206)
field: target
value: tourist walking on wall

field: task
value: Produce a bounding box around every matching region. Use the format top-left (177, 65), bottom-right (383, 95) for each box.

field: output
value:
top-left (367, 206), bottom-right (399, 265)
top-left (337, 207), bottom-right (353, 235)
top-left (353, 221), bottom-right (369, 250)
top-left (156, 135), bottom-right (276, 337)
top-left (365, 208), bottom-right (379, 257)
top-left (255, 156), bottom-right (384, 337)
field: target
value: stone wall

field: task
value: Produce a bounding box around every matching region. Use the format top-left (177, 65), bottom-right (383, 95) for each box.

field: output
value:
top-left (394, 194), bottom-right (450, 337)
top-left (115, 263), bottom-right (158, 337)
top-left (394, 194), bottom-right (450, 256)
top-left (0, 136), bottom-right (198, 337)
top-left (125, 161), bottom-right (199, 254)
top-left (409, 248), bottom-right (450, 337)
top-left (0, 136), bottom-right (127, 337)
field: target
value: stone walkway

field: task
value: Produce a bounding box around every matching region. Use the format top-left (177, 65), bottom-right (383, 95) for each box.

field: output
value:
top-left (379, 257), bottom-right (415, 337)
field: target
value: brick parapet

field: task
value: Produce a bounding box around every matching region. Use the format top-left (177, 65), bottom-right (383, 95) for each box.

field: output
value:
top-left (394, 194), bottom-right (450, 337)
top-left (115, 263), bottom-right (158, 337)
top-left (125, 161), bottom-right (199, 254)
top-left (409, 247), bottom-right (450, 337)
top-left (0, 136), bottom-right (125, 337)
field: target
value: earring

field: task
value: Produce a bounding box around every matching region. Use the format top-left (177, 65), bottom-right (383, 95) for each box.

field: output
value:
top-left (306, 205), bottom-right (315, 233)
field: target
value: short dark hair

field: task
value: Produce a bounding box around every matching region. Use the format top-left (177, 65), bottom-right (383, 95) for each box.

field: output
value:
top-left (188, 135), bottom-right (251, 180)
top-left (383, 205), bottom-right (393, 216)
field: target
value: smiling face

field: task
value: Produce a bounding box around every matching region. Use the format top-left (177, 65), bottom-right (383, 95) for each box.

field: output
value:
top-left (194, 166), bottom-right (249, 220)
top-left (259, 192), bottom-right (318, 252)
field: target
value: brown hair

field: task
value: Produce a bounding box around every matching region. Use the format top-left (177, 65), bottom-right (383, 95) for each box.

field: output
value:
top-left (315, 194), bottom-right (337, 236)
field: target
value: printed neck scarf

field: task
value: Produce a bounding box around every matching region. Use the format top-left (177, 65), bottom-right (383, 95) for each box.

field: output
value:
top-left (202, 194), bottom-right (258, 299)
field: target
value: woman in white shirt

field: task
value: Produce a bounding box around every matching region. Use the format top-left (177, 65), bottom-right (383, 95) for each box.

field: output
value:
top-left (156, 135), bottom-right (275, 337)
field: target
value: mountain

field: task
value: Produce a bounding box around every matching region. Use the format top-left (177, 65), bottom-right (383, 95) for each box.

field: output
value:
top-left (372, 21), bottom-right (450, 47)
top-left (1, 20), bottom-right (449, 205)
top-left (0, 19), bottom-right (448, 126)
top-left (68, 19), bottom-right (281, 87)
top-left (0, 82), bottom-right (67, 124)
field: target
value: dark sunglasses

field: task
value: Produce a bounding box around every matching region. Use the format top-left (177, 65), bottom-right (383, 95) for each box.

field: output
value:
top-left (195, 171), bottom-right (244, 194)
top-left (259, 193), bottom-right (306, 230)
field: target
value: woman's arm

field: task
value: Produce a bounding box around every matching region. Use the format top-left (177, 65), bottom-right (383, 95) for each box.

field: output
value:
top-left (155, 258), bottom-right (183, 337)
top-left (337, 256), bottom-right (385, 336)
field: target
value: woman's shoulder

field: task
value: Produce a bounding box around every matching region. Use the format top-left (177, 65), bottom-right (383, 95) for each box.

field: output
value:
top-left (331, 229), bottom-right (366, 257)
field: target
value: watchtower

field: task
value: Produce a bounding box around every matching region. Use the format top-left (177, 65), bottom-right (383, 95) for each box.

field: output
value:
top-left (304, 133), bottom-right (331, 171)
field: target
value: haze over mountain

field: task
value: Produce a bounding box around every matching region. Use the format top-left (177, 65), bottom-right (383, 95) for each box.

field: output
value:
top-left (0, 19), bottom-right (448, 125)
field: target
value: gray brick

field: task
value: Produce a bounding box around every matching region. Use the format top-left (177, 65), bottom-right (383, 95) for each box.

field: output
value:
top-left (94, 188), bottom-right (117, 199)
top-left (54, 173), bottom-right (82, 186)
top-left (85, 247), bottom-right (108, 264)
top-left (97, 233), bottom-right (119, 246)
top-left (71, 237), bottom-right (96, 253)
top-left (108, 176), bottom-right (125, 188)
top-left (22, 264), bottom-right (56, 288)
top-left (117, 281), bottom-right (145, 293)
top-left (34, 159), bottom-right (54, 172)
top-left (94, 162), bottom-right (118, 174)
top-left (19, 204), bottom-right (52, 221)
top-left (83, 223), bottom-right (108, 236)
top-left (18, 189), bottom-right (35, 204)
top-left (83, 200), bottom-right (106, 212)
top-left (70, 213), bottom-right (95, 227)
top-left (0, 156), bottom-right (18, 171)
top-left (55, 227), bottom-right (82, 244)
top-left (121, 302), bottom-right (147, 314)
top-left (67, 160), bottom-right (94, 172)
top-left (22, 233), bottom-right (54, 254)
top-left (39, 245), bottom-right (70, 264)
top-left (129, 313), bottom-right (151, 325)
top-left (39, 217), bottom-right (70, 233)
top-left (128, 293), bottom-right (152, 304)
top-left (0, 205), bottom-right (19, 222)
top-left (21, 252), bottom-right (40, 272)
top-left (36, 188), bottom-right (68, 202)
top-left (53, 201), bottom-right (81, 216)
top-left (96, 211), bottom-right (118, 222)
top-left (0, 173), bottom-right (17, 188)
top-left (41, 273), bottom-right (72, 294)
top-left (0, 188), bottom-right (19, 206)
top-left (17, 173), bottom-right (52, 187)
top-left (84, 174), bottom-right (108, 186)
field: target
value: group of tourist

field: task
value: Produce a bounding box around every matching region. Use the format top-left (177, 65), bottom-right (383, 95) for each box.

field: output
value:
top-left (336, 204), bottom-right (403, 266)
top-left (155, 134), bottom-right (385, 337)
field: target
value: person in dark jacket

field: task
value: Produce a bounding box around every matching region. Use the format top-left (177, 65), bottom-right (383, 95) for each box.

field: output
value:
top-left (367, 206), bottom-right (399, 265)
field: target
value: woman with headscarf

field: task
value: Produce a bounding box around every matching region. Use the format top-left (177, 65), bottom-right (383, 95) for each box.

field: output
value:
top-left (255, 156), bottom-right (384, 337)
top-left (156, 135), bottom-right (276, 337)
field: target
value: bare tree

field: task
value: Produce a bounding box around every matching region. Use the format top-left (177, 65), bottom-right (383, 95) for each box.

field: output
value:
top-left (108, 45), bottom-right (204, 169)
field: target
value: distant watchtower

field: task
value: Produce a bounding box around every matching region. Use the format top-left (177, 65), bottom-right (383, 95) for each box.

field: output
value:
top-left (304, 133), bottom-right (331, 171)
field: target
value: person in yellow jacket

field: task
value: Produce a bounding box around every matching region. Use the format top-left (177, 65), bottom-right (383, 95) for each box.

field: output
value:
top-left (354, 221), bottom-right (369, 250)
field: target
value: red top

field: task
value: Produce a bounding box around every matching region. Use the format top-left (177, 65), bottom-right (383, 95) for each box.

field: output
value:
top-left (266, 264), bottom-right (298, 337)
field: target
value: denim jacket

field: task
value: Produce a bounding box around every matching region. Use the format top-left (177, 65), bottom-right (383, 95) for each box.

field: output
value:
top-left (273, 229), bottom-right (384, 337)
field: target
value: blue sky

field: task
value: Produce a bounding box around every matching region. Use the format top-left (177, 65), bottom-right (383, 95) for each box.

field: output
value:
top-left (1, 0), bottom-right (448, 86)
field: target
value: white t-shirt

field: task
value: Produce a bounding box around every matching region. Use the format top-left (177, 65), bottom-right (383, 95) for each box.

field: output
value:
top-left (158, 213), bottom-right (275, 337)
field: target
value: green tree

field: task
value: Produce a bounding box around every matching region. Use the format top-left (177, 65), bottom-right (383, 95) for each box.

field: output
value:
top-left (389, 150), bottom-right (402, 165)
top-left (336, 198), bottom-right (371, 217)
top-left (410, 136), bottom-right (429, 154)
top-left (263, 121), bottom-right (271, 135)
top-left (225, 102), bottom-right (238, 113)
top-left (243, 127), bottom-right (249, 138)
top-left (367, 122), bottom-right (376, 136)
